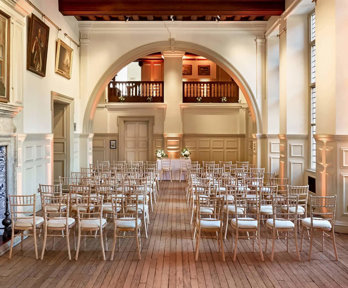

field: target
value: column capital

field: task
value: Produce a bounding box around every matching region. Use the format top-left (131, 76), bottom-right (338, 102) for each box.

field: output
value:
top-left (162, 50), bottom-right (185, 59)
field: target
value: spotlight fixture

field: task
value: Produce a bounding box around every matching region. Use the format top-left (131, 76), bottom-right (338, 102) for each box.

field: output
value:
top-left (170, 15), bottom-right (175, 22)
top-left (216, 15), bottom-right (221, 22)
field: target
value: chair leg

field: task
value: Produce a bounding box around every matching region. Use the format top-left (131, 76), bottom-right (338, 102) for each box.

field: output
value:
top-left (257, 229), bottom-right (264, 261)
top-left (294, 228), bottom-right (300, 261)
top-left (100, 229), bottom-right (106, 261)
top-left (66, 228), bottom-right (71, 261)
top-left (224, 213), bottom-right (229, 240)
top-left (195, 229), bottom-right (200, 261)
top-left (321, 231), bottom-right (324, 252)
top-left (265, 228), bottom-right (268, 253)
top-left (20, 232), bottom-right (23, 251)
top-left (111, 226), bottom-right (117, 261)
top-left (9, 226), bottom-right (15, 259)
top-left (75, 226), bottom-right (81, 261)
top-left (220, 231), bottom-right (225, 262)
top-left (41, 225), bottom-right (48, 260)
top-left (271, 229), bottom-right (276, 262)
top-left (331, 229), bottom-right (338, 261)
top-left (233, 230), bottom-right (238, 262)
top-left (136, 229), bottom-right (141, 260)
top-left (300, 226), bottom-right (305, 252)
top-left (308, 228), bottom-right (314, 261)
top-left (33, 226), bottom-right (38, 260)
top-left (286, 231), bottom-right (289, 252)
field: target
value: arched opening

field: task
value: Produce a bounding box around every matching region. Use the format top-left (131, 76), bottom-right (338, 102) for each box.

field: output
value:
top-left (83, 41), bottom-right (262, 134)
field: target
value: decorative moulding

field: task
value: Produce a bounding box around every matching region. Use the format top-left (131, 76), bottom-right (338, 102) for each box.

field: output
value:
top-left (0, 103), bottom-right (22, 118)
top-left (105, 103), bottom-right (167, 111)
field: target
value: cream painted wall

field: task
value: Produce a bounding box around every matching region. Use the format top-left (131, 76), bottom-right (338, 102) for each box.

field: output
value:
top-left (182, 108), bottom-right (246, 135)
top-left (21, 0), bottom-right (80, 134)
top-left (78, 22), bottom-right (266, 133)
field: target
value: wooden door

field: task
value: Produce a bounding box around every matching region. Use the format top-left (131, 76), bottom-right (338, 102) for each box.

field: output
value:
top-left (124, 121), bottom-right (149, 161)
top-left (53, 103), bottom-right (68, 183)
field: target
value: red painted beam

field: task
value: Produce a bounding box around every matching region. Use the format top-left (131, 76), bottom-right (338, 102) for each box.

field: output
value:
top-left (58, 0), bottom-right (285, 16)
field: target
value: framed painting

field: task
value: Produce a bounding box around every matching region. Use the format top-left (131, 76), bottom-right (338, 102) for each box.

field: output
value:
top-left (182, 64), bottom-right (192, 76)
top-left (55, 39), bottom-right (73, 79)
top-left (27, 14), bottom-right (50, 77)
top-left (110, 140), bottom-right (117, 149)
top-left (0, 10), bottom-right (10, 102)
top-left (198, 65), bottom-right (210, 76)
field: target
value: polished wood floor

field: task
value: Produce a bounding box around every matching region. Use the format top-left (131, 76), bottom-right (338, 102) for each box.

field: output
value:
top-left (1, 182), bottom-right (348, 288)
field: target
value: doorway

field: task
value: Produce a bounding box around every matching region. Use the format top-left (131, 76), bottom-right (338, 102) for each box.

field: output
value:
top-left (118, 116), bottom-right (154, 161)
top-left (52, 92), bottom-right (73, 183)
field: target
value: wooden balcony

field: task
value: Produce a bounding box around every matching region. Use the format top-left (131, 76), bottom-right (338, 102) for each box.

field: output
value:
top-left (108, 81), bottom-right (164, 103)
top-left (183, 81), bottom-right (239, 103)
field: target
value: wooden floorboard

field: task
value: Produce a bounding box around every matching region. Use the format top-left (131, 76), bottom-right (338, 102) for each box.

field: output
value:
top-left (1, 182), bottom-right (348, 288)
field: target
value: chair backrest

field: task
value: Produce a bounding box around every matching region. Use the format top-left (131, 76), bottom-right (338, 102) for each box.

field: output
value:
top-left (42, 194), bottom-right (70, 222)
top-left (9, 194), bottom-right (36, 224)
top-left (249, 168), bottom-right (265, 178)
top-left (271, 195), bottom-right (299, 221)
top-left (196, 195), bottom-right (223, 222)
top-left (161, 159), bottom-right (171, 169)
top-left (38, 184), bottom-right (62, 196)
top-left (76, 195), bottom-right (103, 220)
top-left (288, 185), bottom-right (309, 206)
top-left (309, 195), bottom-right (337, 222)
top-left (112, 193), bottom-right (139, 225)
top-left (269, 178), bottom-right (288, 195)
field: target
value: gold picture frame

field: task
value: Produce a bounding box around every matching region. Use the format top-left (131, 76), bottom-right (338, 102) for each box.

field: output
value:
top-left (55, 39), bottom-right (73, 79)
top-left (0, 10), bottom-right (10, 102)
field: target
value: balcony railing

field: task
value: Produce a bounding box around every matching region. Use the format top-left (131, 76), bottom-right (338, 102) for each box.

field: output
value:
top-left (108, 81), bottom-right (164, 103)
top-left (183, 81), bottom-right (239, 103)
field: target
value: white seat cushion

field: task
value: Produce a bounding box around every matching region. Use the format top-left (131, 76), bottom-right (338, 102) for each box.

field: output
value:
top-left (231, 217), bottom-right (258, 229)
top-left (45, 204), bottom-right (67, 212)
top-left (200, 218), bottom-right (221, 229)
top-left (302, 217), bottom-right (332, 230)
top-left (200, 206), bottom-right (214, 214)
top-left (47, 217), bottom-right (75, 228)
top-left (224, 205), bottom-right (244, 214)
top-left (15, 216), bottom-right (44, 228)
top-left (80, 218), bottom-right (107, 229)
top-left (103, 203), bottom-right (113, 213)
top-left (282, 205), bottom-right (305, 214)
top-left (260, 205), bottom-right (273, 214)
top-left (115, 217), bottom-right (141, 229)
top-left (266, 219), bottom-right (295, 229)
top-left (127, 204), bottom-right (149, 214)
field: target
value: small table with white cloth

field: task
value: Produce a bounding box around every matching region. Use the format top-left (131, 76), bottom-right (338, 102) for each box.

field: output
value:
top-left (157, 158), bottom-right (191, 181)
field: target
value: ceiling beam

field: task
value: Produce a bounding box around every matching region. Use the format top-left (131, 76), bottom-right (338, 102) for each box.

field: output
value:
top-left (58, 0), bottom-right (285, 16)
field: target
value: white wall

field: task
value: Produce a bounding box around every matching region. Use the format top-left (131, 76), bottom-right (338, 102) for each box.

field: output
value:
top-left (79, 22), bottom-right (266, 133)
top-left (21, 0), bottom-right (80, 134)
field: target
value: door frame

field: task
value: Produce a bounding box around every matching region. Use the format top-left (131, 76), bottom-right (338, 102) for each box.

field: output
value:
top-left (51, 91), bottom-right (74, 182)
top-left (118, 116), bottom-right (154, 161)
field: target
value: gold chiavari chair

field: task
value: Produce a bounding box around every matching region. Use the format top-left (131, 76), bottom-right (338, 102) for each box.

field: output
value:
top-left (41, 194), bottom-right (75, 260)
top-left (265, 195), bottom-right (300, 261)
top-left (9, 194), bottom-right (44, 259)
top-left (75, 195), bottom-right (106, 260)
top-left (300, 195), bottom-right (338, 261)
top-left (231, 190), bottom-right (264, 262)
top-left (223, 185), bottom-right (247, 239)
top-left (160, 159), bottom-right (172, 182)
top-left (111, 193), bottom-right (142, 260)
top-left (195, 195), bottom-right (225, 261)
top-left (38, 184), bottom-right (65, 213)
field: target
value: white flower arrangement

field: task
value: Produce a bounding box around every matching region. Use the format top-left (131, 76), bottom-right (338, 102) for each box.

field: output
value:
top-left (181, 147), bottom-right (191, 158)
top-left (196, 96), bottom-right (202, 102)
top-left (221, 96), bottom-right (227, 103)
top-left (156, 149), bottom-right (167, 159)
top-left (118, 95), bottom-right (125, 102)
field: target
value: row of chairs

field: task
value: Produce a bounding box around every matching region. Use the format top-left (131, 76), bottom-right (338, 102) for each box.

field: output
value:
top-left (8, 165), bottom-right (158, 260)
top-left (188, 165), bottom-right (338, 262)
